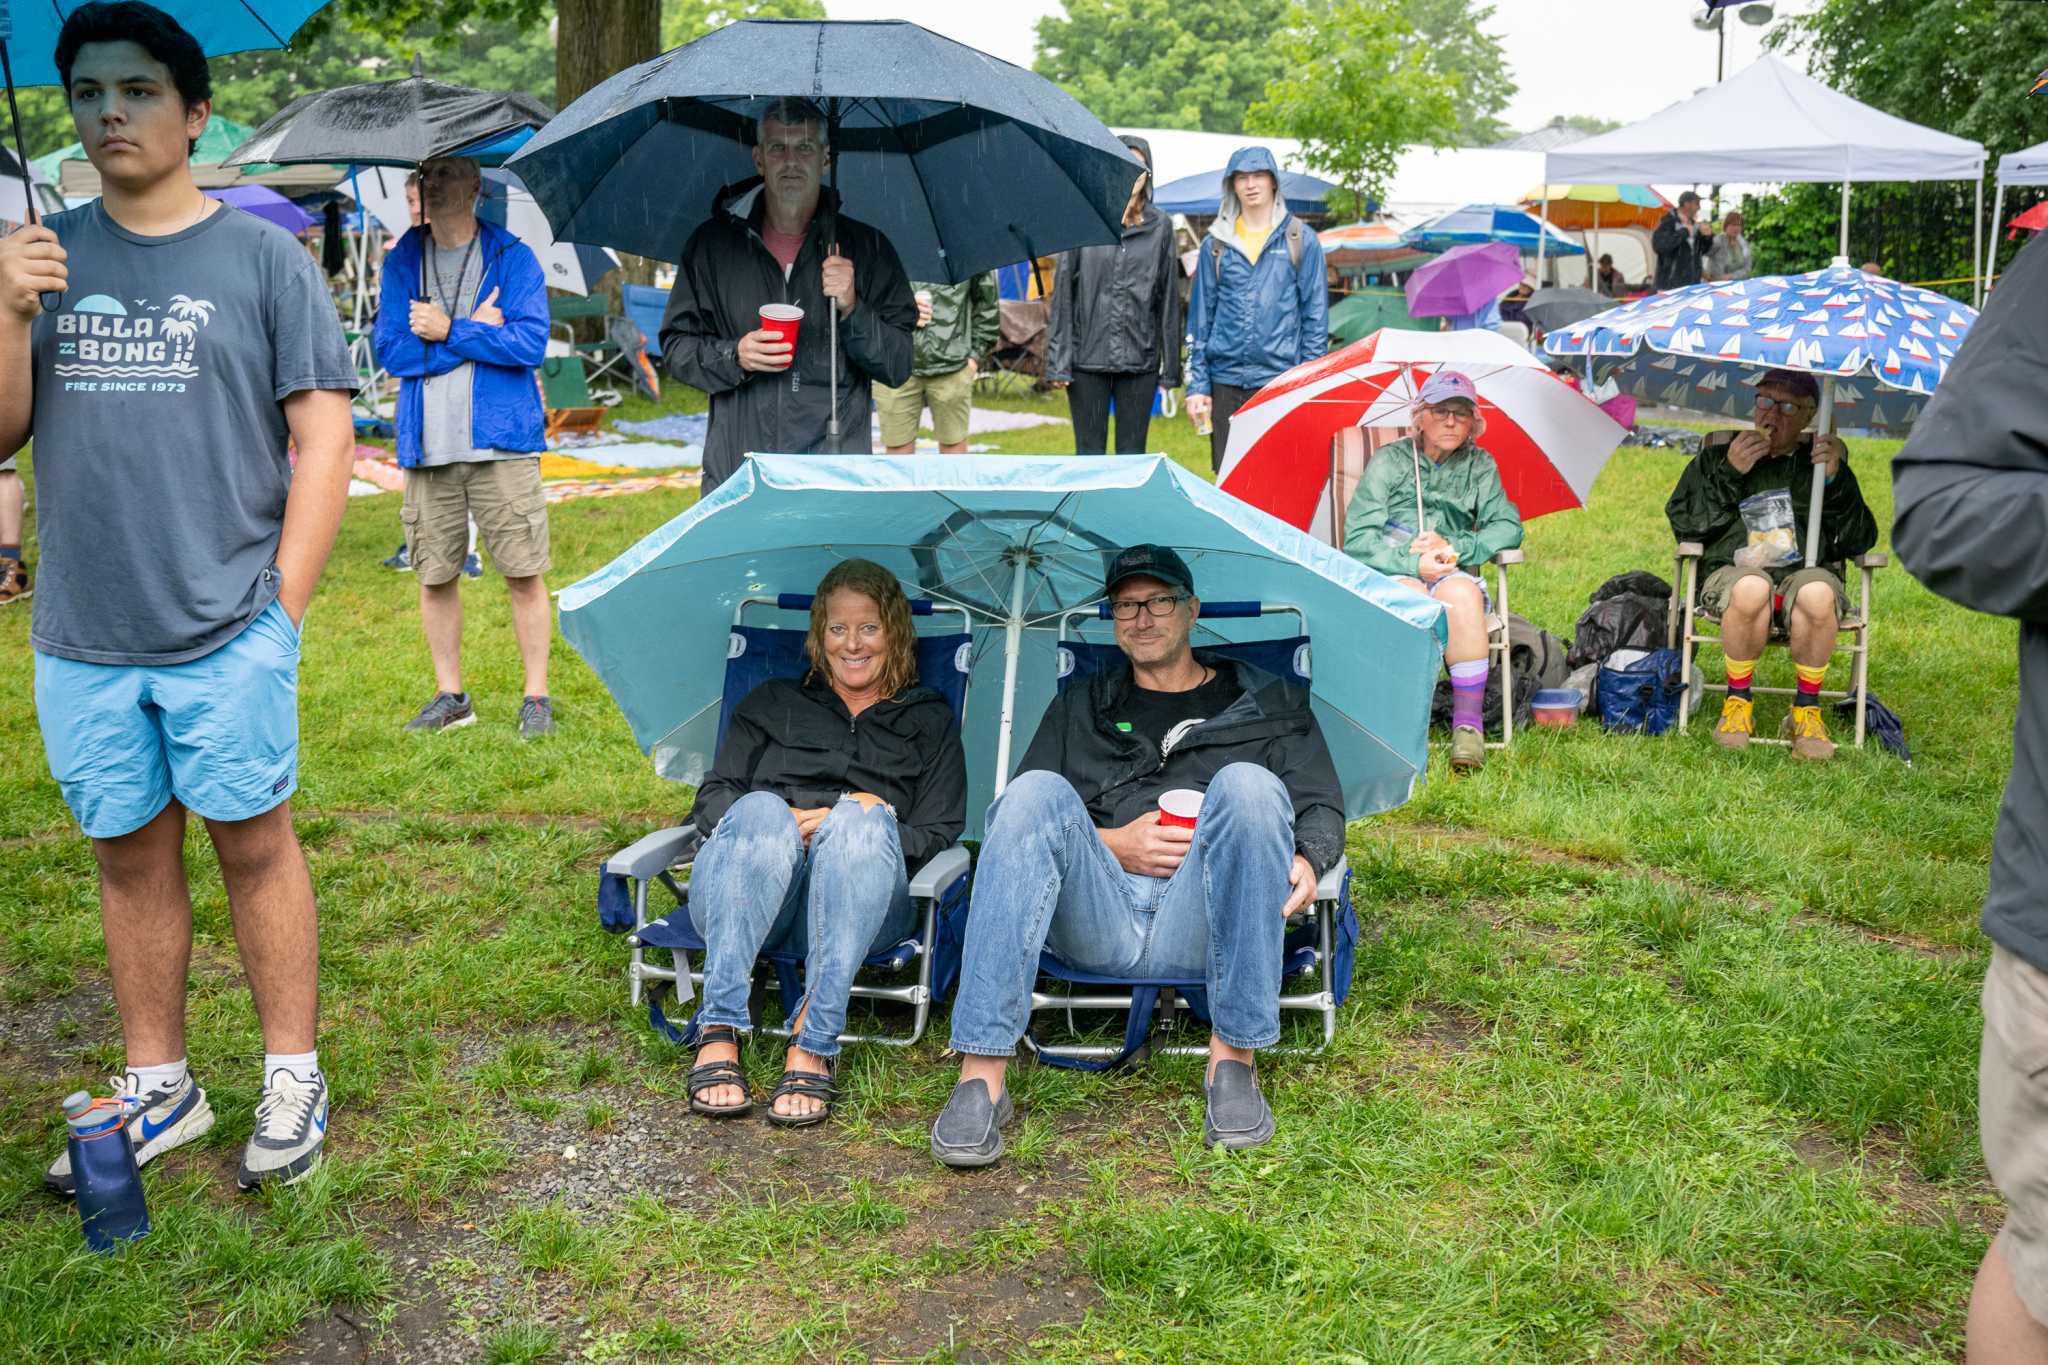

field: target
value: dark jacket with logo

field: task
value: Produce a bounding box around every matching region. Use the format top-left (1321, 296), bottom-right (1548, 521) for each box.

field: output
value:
top-left (1893, 232), bottom-right (2048, 972)
top-left (1015, 653), bottom-right (1345, 875)
top-left (660, 179), bottom-right (916, 492)
top-left (688, 675), bottom-right (967, 869)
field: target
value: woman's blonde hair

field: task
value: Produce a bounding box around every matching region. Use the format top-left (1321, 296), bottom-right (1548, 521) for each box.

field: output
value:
top-left (805, 559), bottom-right (919, 699)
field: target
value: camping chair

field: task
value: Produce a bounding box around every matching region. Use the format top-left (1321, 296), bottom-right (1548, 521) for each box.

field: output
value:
top-left (621, 283), bottom-right (671, 402)
top-left (1330, 428), bottom-right (1526, 750)
top-left (538, 355), bottom-right (607, 441)
top-left (596, 594), bottom-right (975, 1050)
top-left (1669, 543), bottom-right (1886, 748)
top-left (548, 293), bottom-right (632, 391)
top-left (1023, 600), bottom-right (1356, 1069)
top-left (976, 298), bottom-right (1048, 398)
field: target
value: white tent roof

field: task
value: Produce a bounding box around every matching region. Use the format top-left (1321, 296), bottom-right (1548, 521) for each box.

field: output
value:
top-left (1546, 54), bottom-right (1984, 186)
top-left (1999, 140), bottom-right (2048, 187)
top-left (1111, 127), bottom-right (1308, 195)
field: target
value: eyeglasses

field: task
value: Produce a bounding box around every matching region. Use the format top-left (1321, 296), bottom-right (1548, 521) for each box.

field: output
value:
top-left (1423, 404), bottom-right (1476, 423)
top-left (1108, 593), bottom-right (1188, 620)
top-left (1754, 394), bottom-right (1814, 417)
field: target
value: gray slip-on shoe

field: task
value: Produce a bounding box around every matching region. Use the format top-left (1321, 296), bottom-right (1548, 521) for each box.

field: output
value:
top-left (1203, 1060), bottom-right (1275, 1151)
top-left (929, 1078), bottom-right (1014, 1169)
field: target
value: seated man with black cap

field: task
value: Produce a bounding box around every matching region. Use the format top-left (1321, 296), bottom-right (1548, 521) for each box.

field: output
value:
top-left (1666, 368), bottom-right (1879, 759)
top-left (930, 544), bottom-right (1345, 1168)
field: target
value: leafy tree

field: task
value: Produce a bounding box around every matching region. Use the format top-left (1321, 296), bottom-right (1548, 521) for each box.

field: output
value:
top-left (1399, 0), bottom-right (1512, 145)
top-left (662, 0), bottom-right (826, 53)
top-left (1248, 0), bottom-right (1459, 214)
top-left (1033, 0), bottom-right (1293, 133)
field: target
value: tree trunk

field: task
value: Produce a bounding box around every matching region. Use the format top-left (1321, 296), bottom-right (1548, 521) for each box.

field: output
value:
top-left (557, 0), bottom-right (663, 287)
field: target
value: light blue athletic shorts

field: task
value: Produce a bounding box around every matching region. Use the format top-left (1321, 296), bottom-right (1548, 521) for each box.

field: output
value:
top-left (34, 599), bottom-right (302, 838)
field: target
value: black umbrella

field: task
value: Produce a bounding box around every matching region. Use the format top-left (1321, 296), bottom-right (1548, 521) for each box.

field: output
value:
top-left (508, 19), bottom-right (1142, 438)
top-left (1523, 287), bottom-right (1613, 333)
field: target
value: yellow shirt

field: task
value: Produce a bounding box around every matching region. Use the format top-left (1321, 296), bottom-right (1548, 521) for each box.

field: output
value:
top-left (1233, 216), bottom-right (1272, 263)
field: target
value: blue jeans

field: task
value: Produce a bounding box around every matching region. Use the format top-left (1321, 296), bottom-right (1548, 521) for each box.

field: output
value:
top-left (687, 791), bottom-right (915, 1058)
top-left (948, 762), bottom-right (1294, 1056)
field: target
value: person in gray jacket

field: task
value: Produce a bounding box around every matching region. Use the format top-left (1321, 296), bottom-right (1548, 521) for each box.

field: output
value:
top-left (1046, 135), bottom-right (1183, 454)
top-left (1892, 234), bottom-right (2048, 1362)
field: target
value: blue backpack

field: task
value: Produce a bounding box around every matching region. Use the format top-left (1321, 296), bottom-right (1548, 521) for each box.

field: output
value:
top-left (1597, 648), bottom-right (1684, 736)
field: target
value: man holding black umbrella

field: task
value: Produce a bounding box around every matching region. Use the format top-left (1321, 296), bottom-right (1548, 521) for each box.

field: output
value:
top-left (659, 98), bottom-right (916, 492)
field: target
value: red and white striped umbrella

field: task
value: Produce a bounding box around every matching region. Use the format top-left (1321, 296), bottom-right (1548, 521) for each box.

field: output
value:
top-left (1217, 328), bottom-right (1628, 544)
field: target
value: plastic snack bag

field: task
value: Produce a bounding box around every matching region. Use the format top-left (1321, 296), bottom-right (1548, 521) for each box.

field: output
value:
top-left (1734, 488), bottom-right (1800, 568)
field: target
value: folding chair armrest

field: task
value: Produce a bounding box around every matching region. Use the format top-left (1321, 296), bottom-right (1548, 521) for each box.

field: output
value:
top-left (1855, 553), bottom-right (1889, 570)
top-left (909, 844), bottom-right (970, 900)
top-left (1676, 542), bottom-right (1704, 559)
top-left (1492, 548), bottom-right (1526, 566)
top-left (1316, 855), bottom-right (1349, 903)
top-left (605, 825), bottom-right (703, 880)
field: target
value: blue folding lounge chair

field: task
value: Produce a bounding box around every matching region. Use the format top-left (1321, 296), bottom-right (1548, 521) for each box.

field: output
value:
top-left (595, 593), bottom-right (975, 1049)
top-left (1025, 600), bottom-right (1358, 1069)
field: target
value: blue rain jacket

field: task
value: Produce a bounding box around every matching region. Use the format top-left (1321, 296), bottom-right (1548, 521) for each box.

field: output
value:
top-left (1186, 145), bottom-right (1329, 396)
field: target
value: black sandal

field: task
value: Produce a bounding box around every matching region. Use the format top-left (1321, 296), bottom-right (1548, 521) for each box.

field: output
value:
top-left (687, 1026), bottom-right (752, 1117)
top-left (764, 1057), bottom-right (838, 1129)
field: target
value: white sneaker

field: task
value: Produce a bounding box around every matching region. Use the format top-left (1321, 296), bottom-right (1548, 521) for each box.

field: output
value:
top-left (238, 1069), bottom-right (328, 1190)
top-left (45, 1071), bottom-right (215, 1196)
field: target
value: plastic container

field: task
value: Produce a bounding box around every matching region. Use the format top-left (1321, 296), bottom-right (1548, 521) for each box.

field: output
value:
top-left (64, 1090), bottom-right (150, 1252)
top-left (1530, 687), bottom-right (1582, 729)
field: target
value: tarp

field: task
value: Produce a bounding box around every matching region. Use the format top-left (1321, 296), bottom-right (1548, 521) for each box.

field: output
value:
top-left (1545, 54), bottom-right (1985, 185)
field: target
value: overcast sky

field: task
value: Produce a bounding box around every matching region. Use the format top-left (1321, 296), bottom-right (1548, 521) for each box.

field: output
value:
top-left (823, 0), bottom-right (1818, 138)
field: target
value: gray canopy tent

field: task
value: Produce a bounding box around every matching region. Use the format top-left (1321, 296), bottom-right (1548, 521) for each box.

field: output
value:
top-left (1984, 140), bottom-right (2048, 296)
top-left (1534, 55), bottom-right (1986, 301)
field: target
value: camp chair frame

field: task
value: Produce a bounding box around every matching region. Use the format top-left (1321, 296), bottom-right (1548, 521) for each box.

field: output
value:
top-left (539, 355), bottom-right (607, 441)
top-left (1331, 428), bottom-right (1527, 750)
top-left (548, 293), bottom-right (633, 390)
top-left (1018, 601), bottom-right (1357, 1066)
top-left (599, 595), bottom-right (975, 1049)
top-left (1668, 543), bottom-right (1887, 749)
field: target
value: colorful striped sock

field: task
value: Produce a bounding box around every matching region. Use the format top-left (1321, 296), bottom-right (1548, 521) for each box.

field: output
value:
top-left (1724, 656), bottom-right (1757, 700)
top-left (1795, 662), bottom-right (1827, 704)
top-left (1449, 659), bottom-right (1488, 732)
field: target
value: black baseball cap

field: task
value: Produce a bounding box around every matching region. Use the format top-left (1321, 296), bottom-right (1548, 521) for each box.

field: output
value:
top-left (1104, 543), bottom-right (1195, 597)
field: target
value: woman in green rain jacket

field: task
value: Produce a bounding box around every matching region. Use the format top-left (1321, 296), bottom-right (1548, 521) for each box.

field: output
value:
top-left (1342, 370), bottom-right (1523, 772)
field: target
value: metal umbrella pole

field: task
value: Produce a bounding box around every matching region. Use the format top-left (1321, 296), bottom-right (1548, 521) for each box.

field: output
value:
top-left (826, 97), bottom-right (841, 442)
top-left (1803, 373), bottom-right (1835, 568)
top-left (0, 2), bottom-right (56, 312)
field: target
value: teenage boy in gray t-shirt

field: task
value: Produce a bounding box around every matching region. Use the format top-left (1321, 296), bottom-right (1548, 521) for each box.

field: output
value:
top-left (0, 2), bottom-right (356, 1195)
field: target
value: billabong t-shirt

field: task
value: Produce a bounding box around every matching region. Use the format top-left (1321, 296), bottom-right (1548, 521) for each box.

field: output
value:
top-left (28, 200), bottom-right (356, 665)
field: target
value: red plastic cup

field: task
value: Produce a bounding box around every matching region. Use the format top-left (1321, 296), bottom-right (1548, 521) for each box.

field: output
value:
top-left (758, 303), bottom-right (803, 365)
top-left (1157, 789), bottom-right (1203, 829)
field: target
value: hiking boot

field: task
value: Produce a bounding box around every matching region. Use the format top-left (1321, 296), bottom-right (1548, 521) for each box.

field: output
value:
top-left (238, 1068), bottom-right (328, 1190)
top-left (1783, 705), bottom-right (1836, 762)
top-left (517, 695), bottom-right (555, 741)
top-left (930, 1079), bottom-right (1014, 1169)
top-left (0, 557), bottom-right (31, 605)
top-left (1714, 695), bottom-right (1754, 749)
top-left (1202, 1060), bottom-right (1275, 1151)
top-left (46, 1071), bottom-right (215, 1197)
top-left (381, 542), bottom-right (412, 572)
top-left (1449, 724), bottom-right (1485, 771)
top-left (403, 691), bottom-right (476, 733)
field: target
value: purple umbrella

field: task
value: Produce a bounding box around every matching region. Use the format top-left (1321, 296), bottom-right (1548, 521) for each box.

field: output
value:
top-left (1405, 240), bottom-right (1523, 319)
top-left (204, 185), bottom-right (315, 234)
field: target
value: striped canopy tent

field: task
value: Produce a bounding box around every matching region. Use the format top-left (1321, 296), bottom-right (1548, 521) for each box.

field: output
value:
top-left (1521, 183), bottom-right (1671, 231)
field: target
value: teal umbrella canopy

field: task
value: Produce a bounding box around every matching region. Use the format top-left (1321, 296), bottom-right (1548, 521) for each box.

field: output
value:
top-left (559, 454), bottom-right (1446, 835)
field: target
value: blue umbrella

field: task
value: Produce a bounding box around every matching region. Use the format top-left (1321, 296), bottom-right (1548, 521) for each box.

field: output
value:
top-left (1404, 203), bottom-right (1586, 256)
top-left (1151, 167), bottom-right (1346, 217)
top-left (1544, 261), bottom-right (1979, 559)
top-left (559, 454), bottom-right (1446, 837)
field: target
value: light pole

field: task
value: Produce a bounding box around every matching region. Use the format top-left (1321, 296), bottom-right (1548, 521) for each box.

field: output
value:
top-left (1693, 4), bottom-right (1776, 216)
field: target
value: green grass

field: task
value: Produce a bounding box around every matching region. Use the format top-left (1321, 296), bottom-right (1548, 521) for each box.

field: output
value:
top-left (0, 381), bottom-right (2008, 1360)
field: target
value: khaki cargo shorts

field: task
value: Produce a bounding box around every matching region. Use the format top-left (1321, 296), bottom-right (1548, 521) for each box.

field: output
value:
top-left (873, 366), bottom-right (974, 447)
top-left (1983, 947), bottom-right (2048, 1326)
top-left (401, 457), bottom-right (550, 587)
top-left (1699, 564), bottom-right (1847, 627)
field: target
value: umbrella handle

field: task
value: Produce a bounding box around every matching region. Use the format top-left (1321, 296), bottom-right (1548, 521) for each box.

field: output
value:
top-left (1803, 378), bottom-right (1833, 567)
top-left (828, 237), bottom-right (840, 441)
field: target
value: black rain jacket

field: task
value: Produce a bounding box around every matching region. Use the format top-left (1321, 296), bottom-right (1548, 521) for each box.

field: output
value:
top-left (1015, 653), bottom-right (1345, 876)
top-left (1045, 138), bottom-right (1183, 388)
top-left (688, 675), bottom-right (967, 869)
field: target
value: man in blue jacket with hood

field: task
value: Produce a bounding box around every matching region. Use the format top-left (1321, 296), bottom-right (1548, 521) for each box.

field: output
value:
top-left (375, 156), bottom-right (556, 740)
top-left (1185, 146), bottom-right (1328, 475)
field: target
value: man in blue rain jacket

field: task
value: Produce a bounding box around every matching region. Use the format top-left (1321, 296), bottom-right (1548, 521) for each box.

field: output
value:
top-left (1184, 145), bottom-right (1329, 475)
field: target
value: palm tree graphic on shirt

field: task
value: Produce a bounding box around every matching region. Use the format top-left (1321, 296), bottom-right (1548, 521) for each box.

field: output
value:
top-left (161, 294), bottom-right (216, 370)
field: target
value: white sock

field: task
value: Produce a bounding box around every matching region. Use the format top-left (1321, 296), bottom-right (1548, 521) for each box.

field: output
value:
top-left (264, 1050), bottom-right (321, 1086)
top-left (1448, 659), bottom-right (1489, 684)
top-left (126, 1058), bottom-right (189, 1095)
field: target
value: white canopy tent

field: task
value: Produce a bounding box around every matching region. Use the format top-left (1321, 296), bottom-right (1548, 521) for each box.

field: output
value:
top-left (1538, 55), bottom-right (1987, 300)
top-left (1985, 140), bottom-right (2048, 295)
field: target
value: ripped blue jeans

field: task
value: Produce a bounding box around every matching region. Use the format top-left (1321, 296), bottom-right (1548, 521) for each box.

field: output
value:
top-left (687, 790), bottom-right (915, 1058)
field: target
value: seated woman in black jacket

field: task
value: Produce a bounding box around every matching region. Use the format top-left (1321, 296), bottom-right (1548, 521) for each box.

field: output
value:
top-left (684, 559), bottom-right (967, 1126)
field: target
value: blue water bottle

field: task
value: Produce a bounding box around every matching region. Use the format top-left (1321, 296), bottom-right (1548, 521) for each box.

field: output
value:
top-left (63, 1090), bottom-right (150, 1252)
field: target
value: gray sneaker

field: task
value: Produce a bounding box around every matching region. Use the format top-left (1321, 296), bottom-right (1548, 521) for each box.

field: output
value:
top-left (1450, 724), bottom-right (1486, 772)
top-left (517, 695), bottom-right (555, 740)
top-left (1202, 1060), bottom-right (1275, 1151)
top-left (238, 1068), bottom-right (327, 1190)
top-left (930, 1078), bottom-right (1014, 1169)
top-left (46, 1071), bottom-right (215, 1196)
top-left (404, 691), bottom-right (475, 733)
